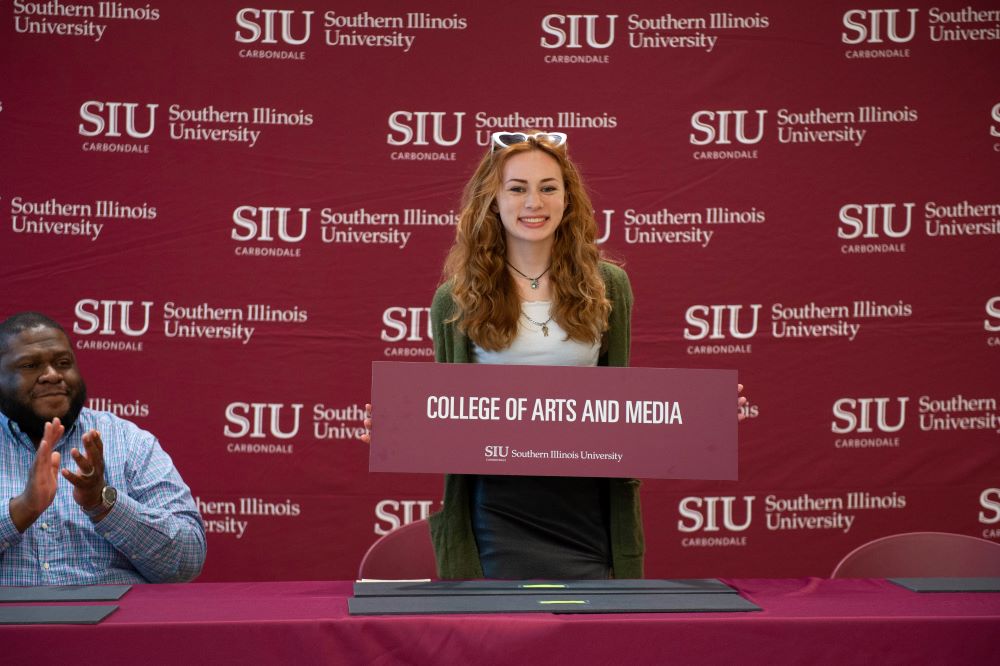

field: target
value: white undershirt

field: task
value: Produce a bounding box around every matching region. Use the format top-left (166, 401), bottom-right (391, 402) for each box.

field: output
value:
top-left (472, 301), bottom-right (600, 367)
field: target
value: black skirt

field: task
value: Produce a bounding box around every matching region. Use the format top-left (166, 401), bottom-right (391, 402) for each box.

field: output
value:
top-left (470, 475), bottom-right (612, 579)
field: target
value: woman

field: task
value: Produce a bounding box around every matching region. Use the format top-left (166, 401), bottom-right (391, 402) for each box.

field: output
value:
top-left (364, 131), bottom-right (747, 579)
top-left (427, 131), bottom-right (641, 580)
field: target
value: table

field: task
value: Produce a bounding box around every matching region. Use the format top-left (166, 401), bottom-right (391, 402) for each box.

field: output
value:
top-left (4, 578), bottom-right (999, 665)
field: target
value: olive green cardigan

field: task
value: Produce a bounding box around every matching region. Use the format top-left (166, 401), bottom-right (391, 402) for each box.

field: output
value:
top-left (427, 261), bottom-right (645, 579)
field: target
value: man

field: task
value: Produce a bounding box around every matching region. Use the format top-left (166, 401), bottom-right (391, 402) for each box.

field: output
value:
top-left (0, 312), bottom-right (206, 585)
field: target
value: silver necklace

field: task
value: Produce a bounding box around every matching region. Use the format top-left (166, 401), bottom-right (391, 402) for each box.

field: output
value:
top-left (507, 261), bottom-right (550, 289)
top-left (522, 311), bottom-right (553, 337)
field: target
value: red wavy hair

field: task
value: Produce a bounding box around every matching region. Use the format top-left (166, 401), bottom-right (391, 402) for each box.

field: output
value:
top-left (442, 134), bottom-right (611, 351)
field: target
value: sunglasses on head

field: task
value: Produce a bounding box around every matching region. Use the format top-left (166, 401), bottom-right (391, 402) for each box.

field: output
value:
top-left (491, 131), bottom-right (568, 151)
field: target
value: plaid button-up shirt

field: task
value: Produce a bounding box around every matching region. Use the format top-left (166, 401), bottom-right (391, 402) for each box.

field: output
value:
top-left (0, 409), bottom-right (206, 585)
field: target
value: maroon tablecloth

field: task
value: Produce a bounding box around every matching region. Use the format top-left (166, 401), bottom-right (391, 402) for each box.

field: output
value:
top-left (4, 578), bottom-right (999, 665)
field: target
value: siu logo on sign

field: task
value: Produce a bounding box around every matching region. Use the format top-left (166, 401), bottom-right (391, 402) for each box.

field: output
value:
top-left (235, 8), bottom-right (313, 45)
top-left (683, 304), bottom-right (762, 341)
top-left (540, 14), bottom-right (617, 48)
top-left (831, 397), bottom-right (909, 434)
top-left (386, 111), bottom-right (465, 147)
top-left (224, 402), bottom-right (303, 439)
top-left (485, 445), bottom-right (509, 461)
top-left (841, 9), bottom-right (919, 44)
top-left (690, 110), bottom-right (767, 146)
top-left (838, 203), bottom-right (914, 239)
top-left (677, 496), bottom-right (755, 532)
top-left (232, 206), bottom-right (310, 243)
top-left (74, 299), bottom-right (153, 337)
top-left (79, 102), bottom-right (158, 139)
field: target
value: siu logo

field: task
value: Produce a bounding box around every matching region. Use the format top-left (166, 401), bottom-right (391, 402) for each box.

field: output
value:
top-left (985, 297), bottom-right (1000, 332)
top-left (224, 402), bottom-right (303, 439)
top-left (980, 488), bottom-right (1000, 525)
top-left (386, 111), bottom-right (465, 147)
top-left (683, 305), bottom-right (762, 341)
top-left (74, 299), bottom-right (153, 337)
top-left (595, 210), bottom-right (613, 244)
top-left (381, 307), bottom-right (432, 343)
top-left (79, 102), bottom-right (158, 139)
top-left (831, 397), bottom-right (909, 434)
top-left (540, 14), bottom-right (617, 48)
top-left (374, 499), bottom-right (436, 535)
top-left (838, 203), bottom-right (914, 239)
top-left (690, 110), bottom-right (767, 146)
top-left (841, 9), bottom-right (919, 44)
top-left (232, 206), bottom-right (310, 243)
top-left (235, 8), bottom-right (313, 45)
top-left (677, 496), bottom-right (755, 532)
top-left (485, 445), bottom-right (509, 460)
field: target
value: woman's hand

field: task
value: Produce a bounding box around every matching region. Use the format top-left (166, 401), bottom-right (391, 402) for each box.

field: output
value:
top-left (359, 403), bottom-right (373, 444)
top-left (738, 384), bottom-right (749, 421)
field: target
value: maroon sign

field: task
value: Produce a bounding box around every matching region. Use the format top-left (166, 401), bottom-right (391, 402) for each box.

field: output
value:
top-left (370, 362), bottom-right (737, 479)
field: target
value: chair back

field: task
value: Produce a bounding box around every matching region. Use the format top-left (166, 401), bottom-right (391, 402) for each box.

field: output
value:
top-left (358, 518), bottom-right (438, 580)
top-left (831, 531), bottom-right (1000, 578)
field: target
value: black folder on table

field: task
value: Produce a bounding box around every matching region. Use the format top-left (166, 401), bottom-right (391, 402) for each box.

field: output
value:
top-left (889, 577), bottom-right (1000, 592)
top-left (0, 605), bottom-right (118, 625)
top-left (353, 578), bottom-right (735, 597)
top-left (349, 591), bottom-right (760, 615)
top-left (0, 585), bottom-right (131, 603)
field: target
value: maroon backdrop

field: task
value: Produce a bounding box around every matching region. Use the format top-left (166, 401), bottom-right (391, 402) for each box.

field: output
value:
top-left (2, 1), bottom-right (998, 581)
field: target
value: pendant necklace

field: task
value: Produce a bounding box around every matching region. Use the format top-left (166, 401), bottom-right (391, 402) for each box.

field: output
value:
top-left (507, 261), bottom-right (550, 290)
top-left (522, 312), bottom-right (553, 337)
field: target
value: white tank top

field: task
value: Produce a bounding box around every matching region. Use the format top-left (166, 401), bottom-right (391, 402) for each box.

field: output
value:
top-left (472, 301), bottom-right (600, 367)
